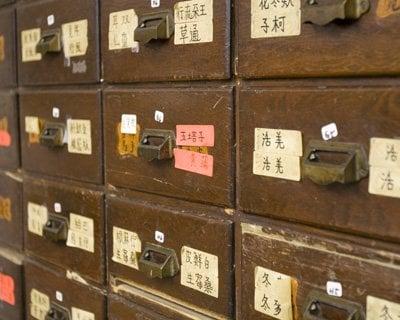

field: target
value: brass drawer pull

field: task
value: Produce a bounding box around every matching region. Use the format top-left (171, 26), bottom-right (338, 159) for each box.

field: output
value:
top-left (138, 129), bottom-right (176, 161)
top-left (134, 10), bottom-right (174, 44)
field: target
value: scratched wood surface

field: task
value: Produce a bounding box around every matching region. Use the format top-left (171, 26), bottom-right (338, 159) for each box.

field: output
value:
top-left (0, 5), bottom-right (16, 88)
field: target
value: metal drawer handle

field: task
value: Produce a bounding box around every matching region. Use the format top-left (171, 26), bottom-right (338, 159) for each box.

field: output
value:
top-left (302, 140), bottom-right (368, 185)
top-left (302, 0), bottom-right (370, 26)
top-left (39, 122), bottom-right (65, 148)
top-left (303, 290), bottom-right (365, 320)
top-left (36, 29), bottom-right (62, 55)
top-left (138, 129), bottom-right (176, 161)
top-left (43, 213), bottom-right (69, 243)
top-left (139, 243), bottom-right (180, 279)
top-left (45, 303), bottom-right (70, 320)
top-left (134, 10), bottom-right (174, 44)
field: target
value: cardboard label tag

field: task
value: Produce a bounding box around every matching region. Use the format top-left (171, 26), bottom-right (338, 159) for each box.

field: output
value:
top-left (112, 227), bottom-right (142, 270)
top-left (0, 197), bottom-right (12, 222)
top-left (376, 0), bottom-right (400, 17)
top-left (0, 273), bottom-right (15, 306)
top-left (108, 9), bottom-right (139, 50)
top-left (71, 307), bottom-right (95, 320)
top-left (0, 35), bottom-right (4, 62)
top-left (27, 202), bottom-right (48, 237)
top-left (367, 296), bottom-right (400, 319)
top-left (61, 20), bottom-right (89, 58)
top-left (0, 130), bottom-right (11, 147)
top-left (181, 246), bottom-right (219, 298)
top-left (251, 0), bottom-right (301, 38)
top-left (117, 123), bottom-right (141, 157)
top-left (370, 138), bottom-right (400, 169)
top-left (25, 116), bottom-right (40, 135)
top-left (369, 166), bottom-right (400, 198)
top-left (176, 125), bottom-right (215, 147)
top-left (254, 128), bottom-right (303, 156)
top-left (66, 214), bottom-right (95, 253)
top-left (30, 289), bottom-right (50, 320)
top-left (67, 119), bottom-right (92, 155)
top-left (254, 266), bottom-right (293, 320)
top-left (174, 148), bottom-right (214, 177)
top-left (253, 151), bottom-right (301, 181)
top-left (21, 28), bottom-right (42, 62)
top-left (174, 0), bottom-right (214, 45)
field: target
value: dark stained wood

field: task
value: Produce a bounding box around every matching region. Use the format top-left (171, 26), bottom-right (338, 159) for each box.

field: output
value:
top-left (0, 5), bottom-right (16, 88)
top-left (238, 79), bottom-right (400, 243)
top-left (101, 0), bottom-right (231, 82)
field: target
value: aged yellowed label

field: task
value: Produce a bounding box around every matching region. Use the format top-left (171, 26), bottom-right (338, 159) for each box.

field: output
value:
top-left (30, 289), bottom-right (50, 320)
top-left (0, 197), bottom-right (12, 222)
top-left (367, 296), bottom-right (400, 319)
top-left (377, 0), bottom-right (400, 17)
top-left (174, 0), bottom-right (214, 45)
top-left (0, 117), bottom-right (8, 131)
top-left (108, 9), bottom-right (139, 50)
top-left (25, 116), bottom-right (40, 135)
top-left (71, 307), bottom-right (95, 320)
top-left (369, 166), bottom-right (400, 198)
top-left (180, 146), bottom-right (209, 154)
top-left (66, 213), bottom-right (95, 253)
top-left (254, 266), bottom-right (293, 320)
top-left (61, 20), bottom-right (89, 58)
top-left (254, 128), bottom-right (302, 156)
top-left (21, 28), bottom-right (42, 62)
top-left (27, 202), bottom-right (48, 237)
top-left (112, 227), bottom-right (141, 270)
top-left (117, 123), bottom-right (140, 157)
top-left (0, 35), bottom-right (5, 62)
top-left (251, 0), bottom-right (301, 38)
top-left (67, 119), bottom-right (92, 155)
top-left (370, 138), bottom-right (400, 169)
top-left (180, 246), bottom-right (219, 298)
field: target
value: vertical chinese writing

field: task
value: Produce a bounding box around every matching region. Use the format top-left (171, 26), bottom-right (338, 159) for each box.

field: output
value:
top-left (61, 20), bottom-right (88, 58)
top-left (112, 227), bottom-right (142, 270)
top-left (108, 10), bottom-right (139, 51)
top-left (67, 119), bottom-right (92, 155)
top-left (366, 296), bottom-right (400, 320)
top-left (21, 29), bottom-right (42, 62)
top-left (66, 214), bottom-right (95, 253)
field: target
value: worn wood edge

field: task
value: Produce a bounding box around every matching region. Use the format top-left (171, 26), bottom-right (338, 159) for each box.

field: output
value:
top-left (3, 170), bottom-right (23, 183)
top-left (0, 245), bottom-right (24, 265)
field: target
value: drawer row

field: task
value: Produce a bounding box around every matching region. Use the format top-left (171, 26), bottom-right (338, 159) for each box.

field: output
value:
top-left (1, 0), bottom-right (400, 87)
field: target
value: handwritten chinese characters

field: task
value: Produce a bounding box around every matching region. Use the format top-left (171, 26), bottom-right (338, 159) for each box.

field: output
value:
top-left (174, 148), bottom-right (214, 177)
top-left (174, 0), bottom-right (214, 45)
top-left (27, 202), bottom-right (48, 237)
top-left (112, 226), bottom-right (142, 270)
top-left (108, 9), bottom-right (139, 51)
top-left (21, 28), bottom-right (42, 62)
top-left (176, 125), bottom-right (215, 147)
top-left (253, 128), bottom-right (302, 181)
top-left (117, 123), bottom-right (140, 157)
top-left (67, 119), bottom-right (92, 155)
top-left (66, 213), bottom-right (95, 253)
top-left (30, 289), bottom-right (50, 320)
top-left (369, 138), bottom-right (400, 198)
top-left (61, 20), bottom-right (89, 58)
top-left (71, 307), bottom-right (95, 320)
top-left (251, 0), bottom-right (301, 38)
top-left (181, 246), bottom-right (219, 298)
top-left (367, 296), bottom-right (400, 320)
top-left (0, 197), bottom-right (12, 222)
top-left (254, 266), bottom-right (293, 320)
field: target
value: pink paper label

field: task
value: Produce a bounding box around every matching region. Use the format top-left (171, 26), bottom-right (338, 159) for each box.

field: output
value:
top-left (0, 273), bottom-right (15, 306)
top-left (174, 148), bottom-right (214, 177)
top-left (0, 130), bottom-right (11, 147)
top-left (176, 125), bottom-right (214, 147)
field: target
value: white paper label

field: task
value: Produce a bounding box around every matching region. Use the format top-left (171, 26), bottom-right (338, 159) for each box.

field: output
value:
top-left (369, 166), bottom-right (400, 199)
top-left (121, 114), bottom-right (137, 134)
top-left (370, 138), bottom-right (400, 169)
top-left (154, 111), bottom-right (164, 123)
top-left (112, 227), bottom-right (142, 270)
top-left (71, 307), bottom-right (95, 320)
top-left (254, 266), bottom-right (293, 320)
top-left (151, 0), bottom-right (161, 7)
top-left (47, 15), bottom-right (55, 26)
top-left (21, 28), bottom-right (42, 62)
top-left (180, 246), bottom-right (219, 298)
top-left (28, 202), bottom-right (48, 237)
top-left (251, 0), bottom-right (301, 38)
top-left (367, 296), bottom-right (400, 320)
top-left (155, 231), bottom-right (165, 243)
top-left (61, 20), bottom-right (89, 58)
top-left (66, 214), bottom-right (95, 253)
top-left (67, 119), bottom-right (92, 155)
top-left (326, 281), bottom-right (342, 297)
top-left (108, 10), bottom-right (139, 51)
top-left (54, 202), bottom-right (62, 213)
top-left (55, 291), bottom-right (63, 302)
top-left (321, 123), bottom-right (339, 141)
top-left (174, 0), bottom-right (214, 45)
top-left (30, 289), bottom-right (50, 320)
top-left (254, 128), bottom-right (302, 156)
top-left (25, 116), bottom-right (40, 134)
top-left (52, 107), bottom-right (60, 119)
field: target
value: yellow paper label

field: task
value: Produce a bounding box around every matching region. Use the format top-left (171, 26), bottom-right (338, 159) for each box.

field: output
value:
top-left (67, 119), bottom-right (92, 155)
top-left (0, 197), bottom-right (12, 222)
top-left (0, 35), bottom-right (4, 62)
top-left (71, 307), bottom-right (95, 320)
top-left (117, 123), bottom-right (140, 157)
top-left (0, 117), bottom-right (8, 131)
top-left (174, 0), bottom-right (214, 45)
top-left (377, 0), bottom-right (400, 17)
top-left (370, 138), bottom-right (400, 169)
top-left (254, 266), bottom-right (293, 320)
top-left (62, 20), bottom-right (89, 58)
top-left (112, 227), bottom-right (141, 270)
top-left (21, 28), bottom-right (42, 62)
top-left (254, 128), bottom-right (303, 156)
top-left (251, 0), bottom-right (301, 38)
top-left (367, 296), bottom-right (400, 319)
top-left (27, 202), bottom-right (48, 237)
top-left (66, 214), bottom-right (95, 253)
top-left (30, 289), bottom-right (50, 320)
top-left (108, 9), bottom-right (139, 50)
top-left (25, 116), bottom-right (40, 135)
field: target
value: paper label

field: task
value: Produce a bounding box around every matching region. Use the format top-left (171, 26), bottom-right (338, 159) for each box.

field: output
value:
top-left (254, 128), bottom-right (302, 156)
top-left (176, 125), bottom-right (215, 147)
top-left (30, 289), bottom-right (50, 320)
top-left (367, 296), bottom-right (400, 319)
top-left (181, 246), bottom-right (218, 298)
top-left (151, 0), bottom-right (161, 7)
top-left (174, 0), bottom-right (214, 45)
top-left (0, 35), bottom-right (4, 62)
top-left (25, 116), bottom-right (40, 135)
top-left (47, 15), bottom-right (55, 26)
top-left (71, 307), bottom-right (95, 320)
top-left (66, 214), bottom-right (95, 253)
top-left (0, 273), bottom-right (15, 305)
top-left (321, 123), bottom-right (339, 141)
top-left (121, 114), bottom-right (137, 135)
top-left (251, 0), bottom-right (301, 38)
top-left (112, 227), bottom-right (142, 270)
top-left (154, 111), bottom-right (164, 123)
top-left (376, 0), bottom-right (400, 17)
top-left (370, 138), bottom-right (400, 169)
top-left (326, 281), bottom-right (342, 297)
top-left (117, 123), bottom-right (141, 157)
top-left (67, 119), bottom-right (92, 155)
top-left (369, 166), bottom-right (400, 198)
top-left (174, 148), bottom-right (214, 177)
top-left (61, 20), bottom-right (89, 58)
top-left (254, 266), bottom-right (293, 320)
top-left (21, 28), bottom-right (42, 62)
top-left (56, 291), bottom-right (63, 302)
top-left (0, 197), bottom-right (12, 222)
top-left (27, 202), bottom-right (48, 237)
top-left (108, 10), bottom-right (139, 51)
top-left (0, 130), bottom-right (11, 147)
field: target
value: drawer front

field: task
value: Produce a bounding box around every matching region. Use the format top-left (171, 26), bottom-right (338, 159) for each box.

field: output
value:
top-left (0, 250), bottom-right (24, 320)
top-left (20, 90), bottom-right (103, 184)
top-left (107, 192), bottom-right (234, 319)
top-left (237, 0), bottom-right (400, 78)
top-left (17, 0), bottom-right (100, 85)
top-left (0, 171), bottom-right (22, 251)
top-left (239, 81), bottom-right (400, 242)
top-left (0, 91), bottom-right (19, 170)
top-left (0, 6), bottom-right (16, 88)
top-left (238, 217), bottom-right (400, 319)
top-left (25, 259), bottom-right (105, 320)
top-left (101, 0), bottom-right (230, 82)
top-left (104, 87), bottom-right (234, 207)
top-left (23, 177), bottom-right (105, 284)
